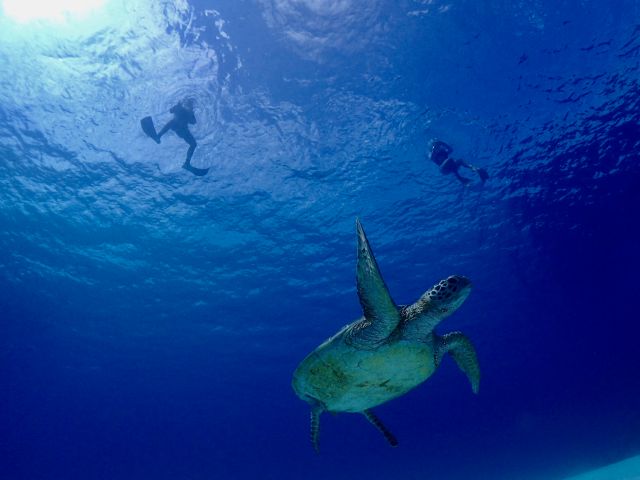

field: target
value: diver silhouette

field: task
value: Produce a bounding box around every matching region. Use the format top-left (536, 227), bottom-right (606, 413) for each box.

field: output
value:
top-left (140, 98), bottom-right (209, 176)
top-left (429, 140), bottom-right (488, 185)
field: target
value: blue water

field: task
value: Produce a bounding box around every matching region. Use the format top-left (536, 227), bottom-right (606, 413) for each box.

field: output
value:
top-left (1, 1), bottom-right (639, 479)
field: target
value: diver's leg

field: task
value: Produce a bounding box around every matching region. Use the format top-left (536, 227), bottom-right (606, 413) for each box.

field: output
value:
top-left (184, 136), bottom-right (197, 167)
top-left (180, 133), bottom-right (208, 176)
top-left (460, 160), bottom-right (489, 182)
top-left (157, 121), bottom-right (175, 141)
top-left (451, 160), bottom-right (471, 184)
top-left (454, 170), bottom-right (471, 185)
top-left (476, 167), bottom-right (489, 182)
top-left (459, 160), bottom-right (475, 171)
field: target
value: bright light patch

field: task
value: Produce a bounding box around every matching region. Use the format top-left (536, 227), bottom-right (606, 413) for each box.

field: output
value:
top-left (1, 0), bottom-right (106, 23)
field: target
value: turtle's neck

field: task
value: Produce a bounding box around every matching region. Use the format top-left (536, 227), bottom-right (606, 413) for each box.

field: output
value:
top-left (400, 295), bottom-right (443, 340)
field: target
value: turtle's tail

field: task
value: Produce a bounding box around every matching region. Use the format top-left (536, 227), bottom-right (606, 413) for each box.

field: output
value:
top-left (363, 409), bottom-right (398, 447)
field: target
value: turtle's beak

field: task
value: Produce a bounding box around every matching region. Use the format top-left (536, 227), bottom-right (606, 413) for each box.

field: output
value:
top-left (440, 275), bottom-right (472, 313)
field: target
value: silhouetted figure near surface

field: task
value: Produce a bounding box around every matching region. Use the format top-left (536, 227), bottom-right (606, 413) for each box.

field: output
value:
top-left (430, 140), bottom-right (488, 185)
top-left (140, 98), bottom-right (209, 176)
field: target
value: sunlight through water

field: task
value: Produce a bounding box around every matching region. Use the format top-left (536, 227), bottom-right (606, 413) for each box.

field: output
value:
top-left (1, 0), bottom-right (107, 23)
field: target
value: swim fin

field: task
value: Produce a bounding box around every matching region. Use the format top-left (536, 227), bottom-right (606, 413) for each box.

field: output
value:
top-left (183, 163), bottom-right (209, 176)
top-left (140, 116), bottom-right (160, 144)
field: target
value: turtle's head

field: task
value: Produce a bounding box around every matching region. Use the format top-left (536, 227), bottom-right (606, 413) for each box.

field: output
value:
top-left (423, 275), bottom-right (472, 317)
top-left (403, 275), bottom-right (472, 338)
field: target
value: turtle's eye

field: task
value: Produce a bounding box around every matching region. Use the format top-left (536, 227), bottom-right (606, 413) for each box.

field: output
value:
top-left (441, 307), bottom-right (449, 313)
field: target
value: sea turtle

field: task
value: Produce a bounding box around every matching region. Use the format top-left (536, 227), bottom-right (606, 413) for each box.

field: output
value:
top-left (292, 219), bottom-right (480, 451)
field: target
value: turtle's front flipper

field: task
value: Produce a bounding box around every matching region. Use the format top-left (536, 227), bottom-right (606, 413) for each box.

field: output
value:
top-left (437, 331), bottom-right (480, 394)
top-left (350, 219), bottom-right (400, 348)
top-left (362, 410), bottom-right (398, 447)
top-left (310, 406), bottom-right (322, 453)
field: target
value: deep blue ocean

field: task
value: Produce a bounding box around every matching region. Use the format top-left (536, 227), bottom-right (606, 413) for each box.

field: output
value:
top-left (1, 1), bottom-right (639, 479)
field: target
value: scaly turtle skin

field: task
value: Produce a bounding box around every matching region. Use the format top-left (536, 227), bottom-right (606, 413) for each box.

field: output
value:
top-left (292, 219), bottom-right (480, 451)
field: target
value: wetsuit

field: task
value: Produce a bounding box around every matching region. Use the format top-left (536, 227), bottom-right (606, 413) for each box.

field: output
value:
top-left (158, 103), bottom-right (197, 167)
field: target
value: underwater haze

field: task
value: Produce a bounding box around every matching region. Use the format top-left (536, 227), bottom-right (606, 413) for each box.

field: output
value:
top-left (1, 1), bottom-right (639, 479)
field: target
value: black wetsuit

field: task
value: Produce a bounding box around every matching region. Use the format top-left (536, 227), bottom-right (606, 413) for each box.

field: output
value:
top-left (158, 104), bottom-right (197, 167)
top-left (431, 140), bottom-right (453, 167)
top-left (430, 140), bottom-right (487, 185)
top-left (430, 141), bottom-right (469, 184)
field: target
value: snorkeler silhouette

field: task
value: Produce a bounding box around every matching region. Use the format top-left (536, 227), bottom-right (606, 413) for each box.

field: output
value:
top-left (430, 140), bottom-right (488, 185)
top-left (140, 98), bottom-right (209, 176)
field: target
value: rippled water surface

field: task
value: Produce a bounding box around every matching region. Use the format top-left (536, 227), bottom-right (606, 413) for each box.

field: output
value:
top-left (1, 1), bottom-right (639, 479)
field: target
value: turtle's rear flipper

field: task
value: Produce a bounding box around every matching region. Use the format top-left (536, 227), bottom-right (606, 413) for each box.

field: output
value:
top-left (438, 331), bottom-right (480, 394)
top-left (363, 409), bottom-right (398, 447)
top-left (310, 405), bottom-right (322, 453)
